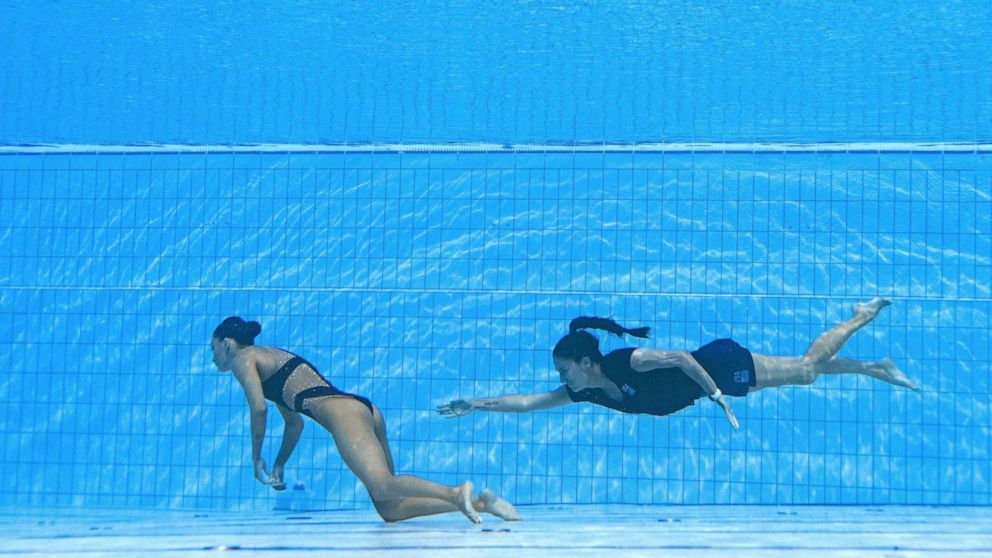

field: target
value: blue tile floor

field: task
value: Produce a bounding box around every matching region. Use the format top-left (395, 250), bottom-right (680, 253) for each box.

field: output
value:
top-left (2, 505), bottom-right (991, 557)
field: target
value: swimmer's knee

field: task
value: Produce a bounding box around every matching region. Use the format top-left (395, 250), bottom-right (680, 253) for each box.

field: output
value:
top-left (801, 347), bottom-right (827, 365)
top-left (362, 474), bottom-right (396, 502)
top-left (797, 359), bottom-right (818, 385)
top-left (372, 498), bottom-right (402, 523)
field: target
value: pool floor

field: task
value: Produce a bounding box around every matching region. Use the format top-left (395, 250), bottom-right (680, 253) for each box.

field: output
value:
top-left (2, 505), bottom-right (990, 557)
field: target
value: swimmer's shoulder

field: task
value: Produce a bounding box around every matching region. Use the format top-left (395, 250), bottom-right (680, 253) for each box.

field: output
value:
top-left (234, 345), bottom-right (291, 377)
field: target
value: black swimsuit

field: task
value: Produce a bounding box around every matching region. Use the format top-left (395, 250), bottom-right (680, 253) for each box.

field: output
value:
top-left (566, 339), bottom-right (757, 417)
top-left (261, 353), bottom-right (374, 418)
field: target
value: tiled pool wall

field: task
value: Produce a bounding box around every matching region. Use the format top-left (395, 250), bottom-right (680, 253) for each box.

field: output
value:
top-left (0, 150), bottom-right (988, 510)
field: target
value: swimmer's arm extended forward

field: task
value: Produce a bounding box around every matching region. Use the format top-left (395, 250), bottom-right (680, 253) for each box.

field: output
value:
top-left (630, 349), bottom-right (740, 429)
top-left (437, 386), bottom-right (572, 417)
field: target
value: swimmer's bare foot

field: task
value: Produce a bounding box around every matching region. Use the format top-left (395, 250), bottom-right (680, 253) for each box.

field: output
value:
top-left (853, 297), bottom-right (891, 321)
top-left (454, 481), bottom-right (481, 524)
top-left (875, 358), bottom-right (920, 392)
top-left (479, 488), bottom-right (521, 521)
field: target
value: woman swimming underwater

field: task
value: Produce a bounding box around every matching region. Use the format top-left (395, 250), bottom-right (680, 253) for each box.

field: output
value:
top-left (211, 316), bottom-right (518, 523)
top-left (438, 298), bottom-right (919, 428)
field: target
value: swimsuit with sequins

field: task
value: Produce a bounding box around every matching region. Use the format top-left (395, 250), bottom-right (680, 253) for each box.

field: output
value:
top-left (261, 353), bottom-right (373, 418)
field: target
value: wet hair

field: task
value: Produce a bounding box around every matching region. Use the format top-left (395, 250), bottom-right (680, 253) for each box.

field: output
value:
top-left (552, 316), bottom-right (650, 364)
top-left (213, 316), bottom-right (262, 346)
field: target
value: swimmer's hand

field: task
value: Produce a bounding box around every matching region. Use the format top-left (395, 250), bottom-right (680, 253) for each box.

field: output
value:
top-left (714, 396), bottom-right (740, 430)
top-left (253, 458), bottom-right (273, 485)
top-left (254, 459), bottom-right (287, 490)
top-left (437, 399), bottom-right (475, 418)
top-left (268, 465), bottom-right (287, 491)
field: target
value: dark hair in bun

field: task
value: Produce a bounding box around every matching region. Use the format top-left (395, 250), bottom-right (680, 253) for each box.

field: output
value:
top-left (213, 316), bottom-right (262, 346)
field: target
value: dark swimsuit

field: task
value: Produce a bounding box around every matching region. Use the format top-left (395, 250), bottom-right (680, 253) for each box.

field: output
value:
top-left (566, 338), bottom-right (757, 417)
top-left (261, 353), bottom-right (374, 419)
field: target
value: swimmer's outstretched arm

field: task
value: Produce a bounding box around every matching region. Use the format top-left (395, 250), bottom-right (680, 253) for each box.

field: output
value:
top-left (437, 386), bottom-right (573, 418)
top-left (631, 349), bottom-right (740, 429)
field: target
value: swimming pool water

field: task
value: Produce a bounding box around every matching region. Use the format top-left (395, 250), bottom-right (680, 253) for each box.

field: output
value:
top-left (0, 150), bottom-right (988, 510)
top-left (0, 0), bottom-right (989, 515)
top-left (1, 1), bottom-right (991, 145)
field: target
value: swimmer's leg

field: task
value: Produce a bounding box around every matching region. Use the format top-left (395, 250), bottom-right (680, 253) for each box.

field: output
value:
top-left (803, 297), bottom-right (890, 364)
top-left (752, 296), bottom-right (915, 391)
top-left (370, 407), bottom-right (395, 475)
top-left (365, 407), bottom-right (518, 521)
top-left (311, 399), bottom-right (481, 523)
top-left (373, 489), bottom-right (519, 522)
top-left (752, 354), bottom-right (918, 391)
top-left (814, 357), bottom-right (919, 391)
top-left (752, 355), bottom-right (812, 389)
top-left (372, 497), bottom-right (466, 522)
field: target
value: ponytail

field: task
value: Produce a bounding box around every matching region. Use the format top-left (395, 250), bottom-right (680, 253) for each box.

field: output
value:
top-left (567, 316), bottom-right (650, 339)
top-left (553, 316), bottom-right (650, 364)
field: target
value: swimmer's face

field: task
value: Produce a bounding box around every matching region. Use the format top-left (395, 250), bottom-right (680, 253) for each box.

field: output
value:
top-left (554, 356), bottom-right (598, 391)
top-left (210, 336), bottom-right (234, 371)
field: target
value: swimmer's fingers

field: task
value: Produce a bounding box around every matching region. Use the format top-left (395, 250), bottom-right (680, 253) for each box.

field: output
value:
top-left (438, 400), bottom-right (473, 418)
top-left (717, 398), bottom-right (740, 430)
top-left (253, 459), bottom-right (272, 484)
top-left (438, 406), bottom-right (466, 418)
top-left (263, 475), bottom-right (285, 490)
top-left (269, 467), bottom-right (287, 491)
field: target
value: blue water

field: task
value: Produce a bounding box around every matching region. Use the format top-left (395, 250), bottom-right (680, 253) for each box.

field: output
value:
top-left (2, 0), bottom-right (991, 145)
top-left (0, 1), bottom-right (990, 513)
